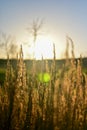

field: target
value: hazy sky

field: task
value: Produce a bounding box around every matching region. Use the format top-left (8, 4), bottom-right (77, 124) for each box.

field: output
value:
top-left (0, 0), bottom-right (87, 59)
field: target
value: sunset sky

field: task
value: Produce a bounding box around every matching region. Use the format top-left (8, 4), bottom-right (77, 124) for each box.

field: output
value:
top-left (0, 0), bottom-right (87, 59)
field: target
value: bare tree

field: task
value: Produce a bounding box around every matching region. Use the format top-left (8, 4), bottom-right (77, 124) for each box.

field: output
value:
top-left (27, 18), bottom-right (44, 44)
top-left (26, 18), bottom-right (44, 60)
top-left (0, 32), bottom-right (18, 58)
top-left (0, 32), bottom-right (11, 55)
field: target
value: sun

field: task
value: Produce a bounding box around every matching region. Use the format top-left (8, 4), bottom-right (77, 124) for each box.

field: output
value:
top-left (21, 35), bottom-right (54, 59)
top-left (34, 36), bottom-right (53, 59)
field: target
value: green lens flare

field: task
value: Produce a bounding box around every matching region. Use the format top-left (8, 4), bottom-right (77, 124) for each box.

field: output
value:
top-left (38, 73), bottom-right (50, 83)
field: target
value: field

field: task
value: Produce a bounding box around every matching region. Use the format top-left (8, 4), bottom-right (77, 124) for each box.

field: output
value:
top-left (0, 58), bottom-right (87, 85)
top-left (0, 47), bottom-right (87, 130)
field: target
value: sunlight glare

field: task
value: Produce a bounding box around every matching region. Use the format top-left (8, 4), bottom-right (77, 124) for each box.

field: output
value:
top-left (34, 36), bottom-right (53, 59)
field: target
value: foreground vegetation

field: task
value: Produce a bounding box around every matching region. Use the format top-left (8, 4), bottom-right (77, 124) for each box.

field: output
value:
top-left (0, 39), bottom-right (87, 130)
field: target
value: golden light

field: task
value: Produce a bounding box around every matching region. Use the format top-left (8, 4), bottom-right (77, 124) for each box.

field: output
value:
top-left (18, 34), bottom-right (64, 59)
top-left (34, 36), bottom-right (53, 59)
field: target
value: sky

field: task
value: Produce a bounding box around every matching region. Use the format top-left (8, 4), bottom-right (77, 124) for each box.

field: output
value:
top-left (0, 0), bottom-right (87, 59)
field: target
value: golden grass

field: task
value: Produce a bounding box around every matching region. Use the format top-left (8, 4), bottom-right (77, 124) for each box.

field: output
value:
top-left (0, 39), bottom-right (87, 130)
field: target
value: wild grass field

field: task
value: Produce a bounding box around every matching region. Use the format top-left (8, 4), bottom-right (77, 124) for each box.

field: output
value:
top-left (0, 42), bottom-right (87, 130)
top-left (0, 58), bottom-right (87, 85)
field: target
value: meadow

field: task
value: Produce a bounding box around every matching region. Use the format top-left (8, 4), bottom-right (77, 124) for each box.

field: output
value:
top-left (0, 44), bottom-right (87, 130)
